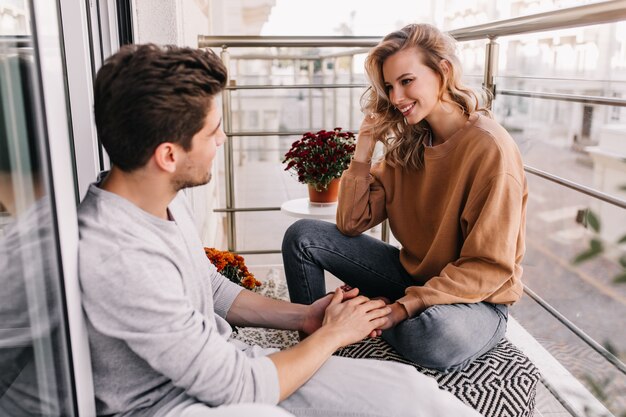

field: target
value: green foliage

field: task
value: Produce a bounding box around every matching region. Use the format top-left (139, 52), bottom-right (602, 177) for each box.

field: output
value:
top-left (572, 209), bottom-right (625, 283)
top-left (573, 238), bottom-right (604, 264)
top-left (614, 272), bottom-right (626, 284)
top-left (585, 210), bottom-right (601, 233)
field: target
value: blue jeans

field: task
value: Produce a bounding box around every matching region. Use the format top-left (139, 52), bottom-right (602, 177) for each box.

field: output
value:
top-left (282, 219), bottom-right (508, 372)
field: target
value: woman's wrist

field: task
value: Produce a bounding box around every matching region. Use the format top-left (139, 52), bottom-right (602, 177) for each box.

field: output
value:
top-left (391, 302), bottom-right (409, 323)
top-left (353, 136), bottom-right (375, 163)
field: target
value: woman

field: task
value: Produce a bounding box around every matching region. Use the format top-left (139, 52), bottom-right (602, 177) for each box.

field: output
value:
top-left (282, 23), bottom-right (528, 372)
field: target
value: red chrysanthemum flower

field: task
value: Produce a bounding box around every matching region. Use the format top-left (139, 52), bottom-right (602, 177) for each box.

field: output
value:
top-left (282, 127), bottom-right (356, 191)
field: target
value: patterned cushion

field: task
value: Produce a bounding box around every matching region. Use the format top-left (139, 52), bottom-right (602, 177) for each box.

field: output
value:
top-left (335, 337), bottom-right (540, 417)
top-left (233, 277), bottom-right (540, 417)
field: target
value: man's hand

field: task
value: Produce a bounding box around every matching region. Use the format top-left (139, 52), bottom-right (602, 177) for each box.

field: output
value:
top-left (300, 286), bottom-right (360, 336)
top-left (320, 288), bottom-right (391, 348)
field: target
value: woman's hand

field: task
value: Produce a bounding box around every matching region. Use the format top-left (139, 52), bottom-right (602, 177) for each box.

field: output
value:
top-left (321, 288), bottom-right (391, 348)
top-left (377, 302), bottom-right (410, 331)
top-left (300, 287), bottom-right (360, 336)
top-left (353, 114), bottom-right (378, 163)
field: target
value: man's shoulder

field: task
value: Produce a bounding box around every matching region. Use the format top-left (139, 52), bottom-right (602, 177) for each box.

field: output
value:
top-left (77, 185), bottom-right (170, 277)
top-left (78, 185), bottom-right (138, 246)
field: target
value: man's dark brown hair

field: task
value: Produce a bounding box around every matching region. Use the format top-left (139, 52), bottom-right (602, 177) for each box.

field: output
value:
top-left (94, 44), bottom-right (227, 171)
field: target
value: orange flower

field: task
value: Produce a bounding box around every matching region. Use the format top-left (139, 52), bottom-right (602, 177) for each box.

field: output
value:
top-left (204, 247), bottom-right (262, 291)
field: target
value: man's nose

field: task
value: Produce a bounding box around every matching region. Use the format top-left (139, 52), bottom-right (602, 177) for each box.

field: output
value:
top-left (217, 130), bottom-right (226, 147)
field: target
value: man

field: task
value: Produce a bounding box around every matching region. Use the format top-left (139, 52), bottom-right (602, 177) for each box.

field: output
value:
top-left (78, 43), bottom-right (481, 417)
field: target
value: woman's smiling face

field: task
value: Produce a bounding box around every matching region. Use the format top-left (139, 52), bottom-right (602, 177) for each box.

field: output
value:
top-left (382, 47), bottom-right (443, 125)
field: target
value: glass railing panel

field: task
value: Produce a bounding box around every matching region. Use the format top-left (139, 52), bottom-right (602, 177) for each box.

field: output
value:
top-left (492, 93), bottom-right (626, 198)
top-left (511, 173), bottom-right (626, 414)
top-left (0, 35), bottom-right (76, 417)
top-left (234, 210), bottom-right (294, 258)
top-left (228, 88), bottom-right (363, 135)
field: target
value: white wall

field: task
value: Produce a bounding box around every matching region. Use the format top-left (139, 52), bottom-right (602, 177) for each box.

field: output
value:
top-left (132, 0), bottom-right (223, 247)
top-left (130, 0), bottom-right (276, 248)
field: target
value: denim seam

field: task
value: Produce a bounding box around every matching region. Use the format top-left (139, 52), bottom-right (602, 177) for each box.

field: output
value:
top-left (297, 243), bottom-right (315, 302)
top-left (302, 243), bottom-right (409, 290)
top-left (490, 303), bottom-right (509, 322)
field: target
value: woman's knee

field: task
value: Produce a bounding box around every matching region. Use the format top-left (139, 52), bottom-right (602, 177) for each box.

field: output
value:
top-left (393, 335), bottom-right (469, 372)
top-left (283, 219), bottom-right (323, 246)
top-left (387, 305), bottom-right (507, 372)
top-left (282, 219), bottom-right (339, 253)
top-left (282, 219), bottom-right (310, 256)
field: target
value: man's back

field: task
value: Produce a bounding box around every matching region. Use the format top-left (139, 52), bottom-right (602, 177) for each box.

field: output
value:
top-left (78, 183), bottom-right (277, 416)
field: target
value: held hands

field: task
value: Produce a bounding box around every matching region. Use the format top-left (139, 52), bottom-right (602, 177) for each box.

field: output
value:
top-left (377, 301), bottom-right (410, 331)
top-left (343, 286), bottom-right (410, 333)
top-left (320, 288), bottom-right (392, 349)
top-left (300, 286), bottom-right (360, 336)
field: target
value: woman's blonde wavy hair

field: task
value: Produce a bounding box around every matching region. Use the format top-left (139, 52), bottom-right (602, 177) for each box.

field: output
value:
top-left (362, 23), bottom-right (491, 170)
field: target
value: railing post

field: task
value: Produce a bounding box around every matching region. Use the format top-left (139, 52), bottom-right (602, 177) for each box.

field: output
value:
top-left (381, 219), bottom-right (390, 243)
top-left (220, 46), bottom-right (237, 252)
top-left (349, 54), bottom-right (354, 129)
top-left (237, 59), bottom-right (244, 167)
top-left (293, 58), bottom-right (298, 84)
top-left (483, 37), bottom-right (499, 108)
top-left (308, 60), bottom-right (314, 129)
top-left (321, 58), bottom-right (327, 127)
top-left (333, 57), bottom-right (338, 127)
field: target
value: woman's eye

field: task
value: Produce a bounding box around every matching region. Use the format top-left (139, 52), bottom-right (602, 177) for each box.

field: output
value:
top-left (401, 78), bottom-right (413, 85)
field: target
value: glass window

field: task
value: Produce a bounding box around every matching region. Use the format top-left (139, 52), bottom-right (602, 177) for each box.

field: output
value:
top-left (0, 4), bottom-right (75, 416)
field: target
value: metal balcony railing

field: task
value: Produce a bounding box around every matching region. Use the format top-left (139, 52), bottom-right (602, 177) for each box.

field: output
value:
top-left (200, 2), bottom-right (626, 415)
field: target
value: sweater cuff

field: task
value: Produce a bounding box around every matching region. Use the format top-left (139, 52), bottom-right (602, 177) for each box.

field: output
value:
top-left (213, 281), bottom-right (244, 319)
top-left (397, 294), bottom-right (429, 317)
top-left (253, 356), bottom-right (281, 404)
top-left (346, 160), bottom-right (372, 177)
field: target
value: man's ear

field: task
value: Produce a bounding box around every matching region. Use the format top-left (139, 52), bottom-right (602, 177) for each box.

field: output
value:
top-left (153, 142), bottom-right (179, 173)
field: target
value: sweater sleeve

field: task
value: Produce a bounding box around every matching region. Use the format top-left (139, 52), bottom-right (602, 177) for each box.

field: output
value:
top-left (397, 173), bottom-right (525, 316)
top-left (336, 160), bottom-right (387, 235)
top-left (81, 250), bottom-right (279, 406)
top-left (208, 262), bottom-right (245, 319)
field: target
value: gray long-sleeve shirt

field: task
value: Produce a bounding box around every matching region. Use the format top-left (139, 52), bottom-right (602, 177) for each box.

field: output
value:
top-left (78, 184), bottom-right (279, 416)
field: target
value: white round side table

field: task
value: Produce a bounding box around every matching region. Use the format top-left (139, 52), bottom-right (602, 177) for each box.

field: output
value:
top-left (280, 198), bottom-right (337, 221)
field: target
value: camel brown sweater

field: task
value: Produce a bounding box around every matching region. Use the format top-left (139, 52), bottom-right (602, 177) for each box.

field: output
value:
top-left (337, 113), bottom-right (527, 316)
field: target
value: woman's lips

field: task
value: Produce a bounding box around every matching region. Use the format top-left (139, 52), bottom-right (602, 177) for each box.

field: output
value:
top-left (398, 102), bottom-right (415, 117)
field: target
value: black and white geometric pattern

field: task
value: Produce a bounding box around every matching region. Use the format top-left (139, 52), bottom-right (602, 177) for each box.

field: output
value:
top-left (234, 277), bottom-right (540, 417)
top-left (335, 337), bottom-right (540, 417)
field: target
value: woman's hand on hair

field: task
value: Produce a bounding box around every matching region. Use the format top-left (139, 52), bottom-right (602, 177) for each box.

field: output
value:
top-left (354, 114), bottom-right (378, 163)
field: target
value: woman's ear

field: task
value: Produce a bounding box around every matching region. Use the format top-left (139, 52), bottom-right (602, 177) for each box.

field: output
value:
top-left (439, 59), bottom-right (451, 76)
top-left (153, 142), bottom-right (179, 174)
top-left (437, 59), bottom-right (451, 99)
